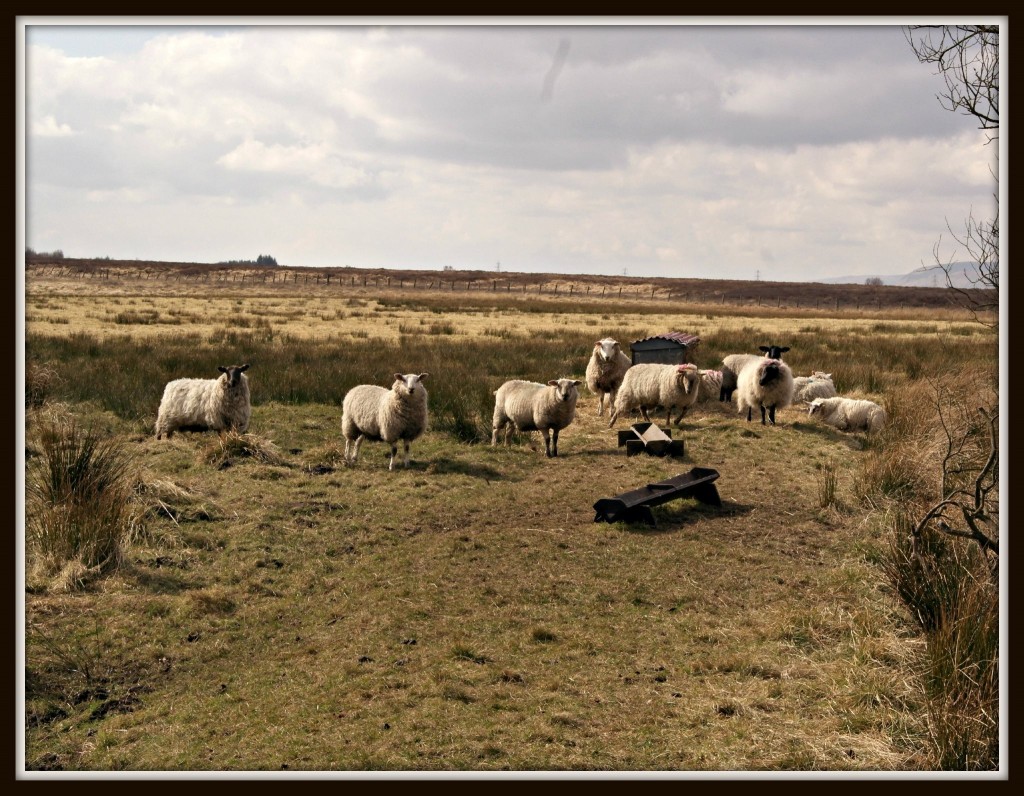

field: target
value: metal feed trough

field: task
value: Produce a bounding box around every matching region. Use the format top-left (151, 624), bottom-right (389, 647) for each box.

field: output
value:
top-left (593, 467), bottom-right (722, 526)
top-left (617, 422), bottom-right (685, 457)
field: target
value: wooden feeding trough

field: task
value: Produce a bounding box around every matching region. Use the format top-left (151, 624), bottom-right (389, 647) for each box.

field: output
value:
top-left (593, 467), bottom-right (722, 526)
top-left (618, 422), bottom-right (685, 457)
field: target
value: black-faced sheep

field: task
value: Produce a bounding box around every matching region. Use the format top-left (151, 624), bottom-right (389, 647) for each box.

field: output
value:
top-left (736, 357), bottom-right (794, 425)
top-left (806, 396), bottom-right (887, 433)
top-left (720, 345), bottom-right (790, 402)
top-left (609, 363), bottom-right (700, 428)
top-left (585, 338), bottom-right (632, 417)
top-left (342, 373), bottom-right (430, 470)
top-left (492, 378), bottom-right (580, 457)
top-left (155, 364), bottom-right (251, 439)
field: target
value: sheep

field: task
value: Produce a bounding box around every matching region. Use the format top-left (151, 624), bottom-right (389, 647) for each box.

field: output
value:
top-left (342, 373), bottom-right (430, 470)
top-left (155, 363), bottom-right (251, 439)
top-left (585, 338), bottom-right (632, 417)
top-left (806, 396), bottom-right (887, 434)
top-left (736, 357), bottom-right (794, 425)
top-left (793, 371), bottom-right (837, 403)
top-left (719, 345), bottom-right (790, 402)
top-left (492, 378), bottom-right (581, 457)
top-left (697, 369), bottom-right (723, 404)
top-left (609, 363), bottom-right (701, 428)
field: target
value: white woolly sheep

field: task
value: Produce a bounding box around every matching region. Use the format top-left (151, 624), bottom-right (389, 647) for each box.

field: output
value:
top-left (155, 363), bottom-right (251, 439)
top-left (719, 345), bottom-right (790, 402)
top-left (697, 369), bottom-right (724, 404)
top-left (342, 373), bottom-right (430, 470)
top-left (585, 338), bottom-right (632, 417)
top-left (609, 363), bottom-right (701, 428)
top-left (806, 396), bottom-right (887, 434)
top-left (793, 371), bottom-right (837, 403)
top-left (492, 378), bottom-right (581, 457)
top-left (736, 358), bottom-right (794, 425)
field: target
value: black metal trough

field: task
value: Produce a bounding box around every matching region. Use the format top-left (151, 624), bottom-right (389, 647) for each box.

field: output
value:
top-left (617, 422), bottom-right (685, 457)
top-left (593, 467), bottom-right (722, 526)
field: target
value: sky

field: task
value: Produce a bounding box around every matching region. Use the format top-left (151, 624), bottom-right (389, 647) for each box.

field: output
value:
top-left (19, 18), bottom-right (1002, 283)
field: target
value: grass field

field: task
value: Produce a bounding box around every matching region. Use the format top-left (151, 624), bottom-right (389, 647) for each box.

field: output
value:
top-left (21, 266), bottom-right (999, 773)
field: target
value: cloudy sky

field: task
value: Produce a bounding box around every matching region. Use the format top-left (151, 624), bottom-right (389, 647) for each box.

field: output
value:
top-left (20, 19), bottom-right (1001, 282)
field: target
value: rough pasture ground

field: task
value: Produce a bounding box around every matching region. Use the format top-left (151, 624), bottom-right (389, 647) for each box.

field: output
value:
top-left (22, 270), bottom-right (994, 772)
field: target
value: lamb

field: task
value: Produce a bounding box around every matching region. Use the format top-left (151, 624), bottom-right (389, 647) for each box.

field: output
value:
top-left (719, 345), bottom-right (790, 402)
top-left (585, 338), bottom-right (632, 417)
top-left (342, 373), bottom-right (430, 470)
top-left (806, 396), bottom-right (887, 434)
top-left (793, 371), bottom-right (837, 403)
top-left (608, 363), bottom-right (701, 428)
top-left (492, 378), bottom-right (581, 457)
top-left (736, 357), bottom-right (794, 425)
top-left (155, 363), bottom-right (251, 439)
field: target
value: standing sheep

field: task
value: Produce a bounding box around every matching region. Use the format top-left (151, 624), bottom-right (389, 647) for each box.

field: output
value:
top-left (492, 378), bottom-right (581, 457)
top-left (719, 345), bottom-right (790, 402)
top-left (609, 363), bottom-right (701, 428)
top-left (793, 372), bottom-right (837, 403)
top-left (585, 338), bottom-right (632, 417)
top-left (806, 396), bottom-right (887, 433)
top-left (342, 373), bottom-right (430, 470)
top-left (736, 358), bottom-right (794, 426)
top-left (155, 363), bottom-right (251, 439)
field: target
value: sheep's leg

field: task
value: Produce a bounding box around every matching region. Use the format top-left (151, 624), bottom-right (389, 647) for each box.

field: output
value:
top-left (403, 440), bottom-right (411, 467)
top-left (388, 444), bottom-right (398, 471)
top-left (745, 407), bottom-right (753, 422)
top-left (347, 435), bottom-right (365, 464)
top-left (542, 428), bottom-right (552, 457)
top-left (767, 405), bottom-right (776, 426)
top-left (640, 405), bottom-right (652, 422)
top-left (596, 393), bottom-right (605, 417)
top-left (608, 407), bottom-right (619, 428)
top-left (759, 405), bottom-right (768, 425)
top-left (551, 428), bottom-right (560, 457)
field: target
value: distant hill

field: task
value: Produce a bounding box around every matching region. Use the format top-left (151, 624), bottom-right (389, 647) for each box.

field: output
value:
top-left (819, 262), bottom-right (982, 289)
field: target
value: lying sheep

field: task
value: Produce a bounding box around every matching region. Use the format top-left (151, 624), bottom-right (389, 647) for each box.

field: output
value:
top-left (720, 345), bottom-right (790, 402)
top-left (736, 357), bottom-right (794, 425)
top-left (609, 363), bottom-right (700, 428)
top-left (492, 378), bottom-right (580, 457)
top-left (585, 338), bottom-right (632, 417)
top-left (155, 363), bottom-right (251, 439)
top-left (793, 371), bottom-right (837, 403)
top-left (342, 373), bottom-right (430, 470)
top-left (806, 396), bottom-right (887, 434)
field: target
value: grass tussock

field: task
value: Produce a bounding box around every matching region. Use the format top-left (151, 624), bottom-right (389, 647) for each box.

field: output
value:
top-left (25, 361), bottom-right (61, 409)
top-left (201, 430), bottom-right (285, 468)
top-left (25, 417), bottom-right (138, 591)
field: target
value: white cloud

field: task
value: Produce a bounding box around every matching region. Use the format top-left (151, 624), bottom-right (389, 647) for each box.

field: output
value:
top-left (31, 115), bottom-right (74, 137)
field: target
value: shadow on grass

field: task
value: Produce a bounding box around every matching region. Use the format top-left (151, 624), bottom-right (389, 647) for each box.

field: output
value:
top-left (612, 500), bottom-right (754, 536)
top-left (421, 456), bottom-right (509, 481)
top-left (788, 420), bottom-right (867, 449)
top-left (126, 564), bottom-right (201, 595)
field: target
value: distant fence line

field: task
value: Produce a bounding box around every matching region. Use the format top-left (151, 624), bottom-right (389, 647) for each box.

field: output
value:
top-left (26, 265), bottom-right (902, 311)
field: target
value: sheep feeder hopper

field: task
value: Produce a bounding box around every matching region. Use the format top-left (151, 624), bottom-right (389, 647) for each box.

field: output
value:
top-left (593, 467), bottom-right (722, 527)
top-left (618, 422), bottom-right (685, 457)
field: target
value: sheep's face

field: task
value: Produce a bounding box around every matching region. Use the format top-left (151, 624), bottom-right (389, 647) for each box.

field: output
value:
top-left (811, 371), bottom-right (832, 381)
top-left (218, 363), bottom-right (250, 388)
top-left (595, 338), bottom-right (620, 362)
top-left (675, 365), bottom-right (699, 394)
top-left (758, 360), bottom-right (785, 387)
top-left (547, 379), bottom-right (581, 403)
top-left (393, 373), bottom-right (429, 398)
top-left (759, 345), bottom-right (790, 360)
top-left (806, 398), bottom-right (825, 417)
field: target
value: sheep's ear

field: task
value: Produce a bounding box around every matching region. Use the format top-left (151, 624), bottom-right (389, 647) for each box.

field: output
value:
top-left (547, 380), bottom-right (559, 387)
top-left (779, 347), bottom-right (790, 353)
top-left (573, 380), bottom-right (582, 386)
top-left (240, 364), bottom-right (250, 372)
top-left (218, 366), bottom-right (228, 374)
top-left (394, 373), bottom-right (404, 383)
top-left (759, 346), bottom-right (770, 353)
top-left (418, 373), bottom-right (430, 381)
